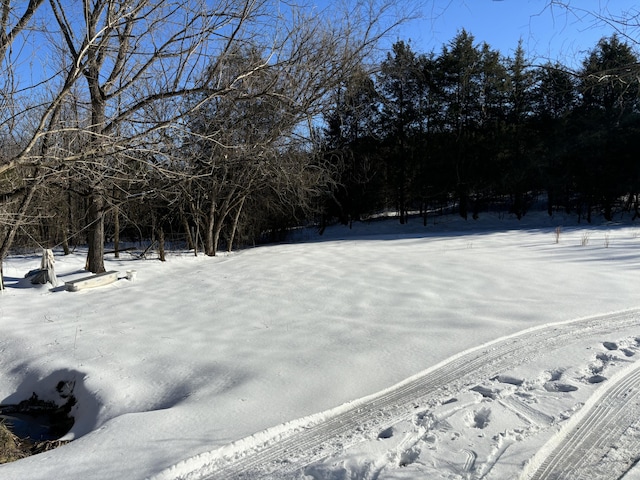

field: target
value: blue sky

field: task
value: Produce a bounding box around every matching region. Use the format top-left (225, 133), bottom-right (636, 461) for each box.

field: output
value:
top-left (391, 0), bottom-right (640, 67)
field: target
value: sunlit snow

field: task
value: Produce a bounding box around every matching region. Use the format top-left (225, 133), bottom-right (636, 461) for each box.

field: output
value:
top-left (1, 211), bottom-right (640, 479)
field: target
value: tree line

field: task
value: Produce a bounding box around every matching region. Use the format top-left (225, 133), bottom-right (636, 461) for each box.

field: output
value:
top-left (1, 1), bottom-right (639, 283)
top-left (321, 31), bottom-right (640, 228)
top-left (0, 0), bottom-right (407, 282)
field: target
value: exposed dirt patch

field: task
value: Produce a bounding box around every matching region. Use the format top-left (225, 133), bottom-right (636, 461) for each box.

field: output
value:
top-left (0, 421), bottom-right (69, 463)
top-left (0, 421), bottom-right (27, 463)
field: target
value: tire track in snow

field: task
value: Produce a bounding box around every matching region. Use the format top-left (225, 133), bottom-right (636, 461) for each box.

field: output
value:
top-left (499, 396), bottom-right (554, 427)
top-left (153, 309), bottom-right (640, 480)
top-left (524, 357), bottom-right (640, 480)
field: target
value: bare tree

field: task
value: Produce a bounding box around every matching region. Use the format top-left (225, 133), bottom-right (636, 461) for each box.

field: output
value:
top-left (43, 0), bottom-right (264, 272)
top-left (182, 0), bottom-right (409, 255)
top-left (0, 1), bottom-right (48, 288)
top-left (547, 1), bottom-right (640, 47)
top-left (0, 0), bottom-right (412, 282)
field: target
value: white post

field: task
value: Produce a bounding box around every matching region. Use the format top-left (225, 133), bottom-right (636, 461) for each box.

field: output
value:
top-left (42, 249), bottom-right (58, 287)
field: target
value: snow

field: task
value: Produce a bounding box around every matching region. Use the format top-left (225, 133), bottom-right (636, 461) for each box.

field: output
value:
top-left (1, 211), bottom-right (640, 479)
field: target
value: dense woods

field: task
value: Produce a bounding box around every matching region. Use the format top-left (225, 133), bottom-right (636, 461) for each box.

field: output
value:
top-left (1, 1), bottom-right (640, 282)
top-left (323, 32), bottom-right (640, 227)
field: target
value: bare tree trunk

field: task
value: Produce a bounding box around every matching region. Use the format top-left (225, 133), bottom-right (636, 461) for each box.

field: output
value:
top-left (85, 191), bottom-right (106, 273)
top-left (113, 205), bottom-right (120, 259)
top-left (210, 186), bottom-right (239, 256)
top-left (205, 197), bottom-right (217, 256)
top-left (192, 226), bottom-right (199, 256)
top-left (188, 199), bottom-right (202, 256)
top-left (61, 234), bottom-right (70, 256)
top-left (227, 196), bottom-right (247, 252)
top-left (157, 226), bottom-right (166, 261)
top-left (181, 210), bottom-right (195, 252)
top-left (212, 218), bottom-right (224, 257)
top-left (84, 101), bottom-right (107, 272)
top-left (65, 189), bottom-right (74, 254)
top-left (59, 200), bottom-right (70, 255)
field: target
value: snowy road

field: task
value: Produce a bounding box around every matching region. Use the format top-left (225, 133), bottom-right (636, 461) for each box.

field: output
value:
top-left (152, 308), bottom-right (640, 480)
top-left (524, 352), bottom-right (640, 480)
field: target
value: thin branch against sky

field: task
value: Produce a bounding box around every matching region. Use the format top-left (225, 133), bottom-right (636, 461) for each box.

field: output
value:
top-left (389, 0), bottom-right (640, 67)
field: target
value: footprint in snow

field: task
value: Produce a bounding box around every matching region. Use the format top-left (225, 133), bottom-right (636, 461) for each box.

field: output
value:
top-left (491, 374), bottom-right (524, 386)
top-left (546, 368), bottom-right (565, 382)
top-left (397, 445), bottom-right (420, 467)
top-left (470, 385), bottom-right (497, 399)
top-left (587, 375), bottom-right (607, 384)
top-left (468, 407), bottom-right (491, 429)
top-left (596, 352), bottom-right (615, 363)
top-left (543, 382), bottom-right (578, 392)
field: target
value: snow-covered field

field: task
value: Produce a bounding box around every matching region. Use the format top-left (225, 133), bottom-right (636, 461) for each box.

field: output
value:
top-left (2, 211), bottom-right (640, 479)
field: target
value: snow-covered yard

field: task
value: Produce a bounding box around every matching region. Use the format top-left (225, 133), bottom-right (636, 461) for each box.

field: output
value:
top-left (2, 212), bottom-right (640, 479)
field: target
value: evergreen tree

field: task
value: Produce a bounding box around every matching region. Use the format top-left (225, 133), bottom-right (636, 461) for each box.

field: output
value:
top-left (323, 66), bottom-right (382, 225)
top-left (377, 41), bottom-right (426, 223)
top-left (531, 63), bottom-right (578, 214)
top-left (576, 35), bottom-right (640, 220)
top-left (438, 30), bottom-right (507, 219)
top-left (501, 40), bottom-right (538, 218)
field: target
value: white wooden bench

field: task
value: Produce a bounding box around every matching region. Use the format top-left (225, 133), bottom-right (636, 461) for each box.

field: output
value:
top-left (65, 271), bottom-right (119, 292)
